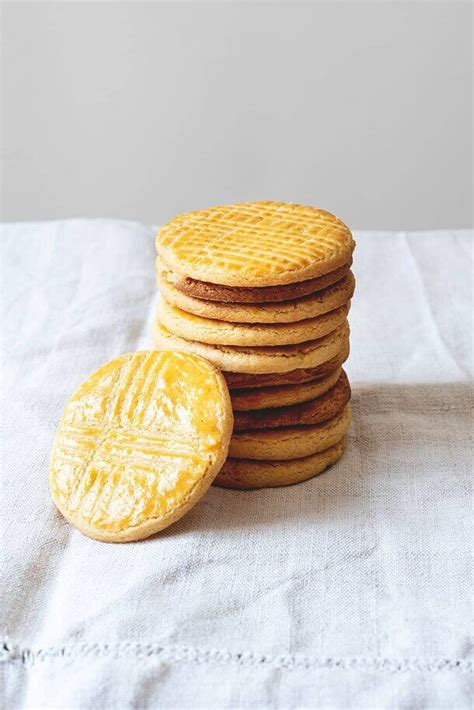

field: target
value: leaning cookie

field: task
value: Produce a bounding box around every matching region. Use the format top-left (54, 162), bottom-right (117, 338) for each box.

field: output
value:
top-left (49, 350), bottom-right (233, 542)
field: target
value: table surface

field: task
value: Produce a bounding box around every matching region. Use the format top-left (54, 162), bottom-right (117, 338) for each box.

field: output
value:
top-left (2, 221), bottom-right (473, 710)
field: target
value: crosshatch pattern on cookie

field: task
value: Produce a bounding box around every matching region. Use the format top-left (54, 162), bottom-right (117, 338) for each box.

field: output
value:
top-left (157, 202), bottom-right (355, 286)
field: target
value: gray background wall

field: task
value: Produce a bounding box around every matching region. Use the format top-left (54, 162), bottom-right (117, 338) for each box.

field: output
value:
top-left (1, 1), bottom-right (472, 229)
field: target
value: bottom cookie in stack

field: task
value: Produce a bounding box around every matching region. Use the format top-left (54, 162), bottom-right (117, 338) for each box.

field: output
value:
top-left (215, 438), bottom-right (348, 489)
top-left (215, 369), bottom-right (351, 490)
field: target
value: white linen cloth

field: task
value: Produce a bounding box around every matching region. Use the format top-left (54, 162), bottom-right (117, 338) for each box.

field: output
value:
top-left (1, 220), bottom-right (472, 710)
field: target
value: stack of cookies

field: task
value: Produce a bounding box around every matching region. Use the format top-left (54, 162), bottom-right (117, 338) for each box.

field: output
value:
top-left (153, 201), bottom-right (355, 489)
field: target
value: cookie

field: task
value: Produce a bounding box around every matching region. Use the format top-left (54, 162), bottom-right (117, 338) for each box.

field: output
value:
top-left (156, 294), bottom-right (349, 347)
top-left (152, 320), bottom-right (350, 374)
top-left (214, 438), bottom-right (347, 489)
top-left (49, 351), bottom-right (233, 542)
top-left (162, 260), bottom-right (353, 304)
top-left (157, 263), bottom-right (355, 324)
top-left (230, 405), bottom-right (351, 460)
top-left (230, 368), bottom-right (342, 411)
top-left (223, 341), bottom-right (350, 388)
top-left (156, 201), bottom-right (355, 286)
top-left (233, 370), bottom-right (350, 431)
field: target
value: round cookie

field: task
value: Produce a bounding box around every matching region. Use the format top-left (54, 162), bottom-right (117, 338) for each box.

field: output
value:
top-left (161, 260), bottom-right (353, 304)
top-left (49, 350), bottom-right (233, 542)
top-left (156, 295), bottom-right (349, 347)
top-left (230, 368), bottom-right (342, 411)
top-left (157, 263), bottom-right (355, 324)
top-left (223, 341), bottom-right (350, 388)
top-left (230, 406), bottom-right (351, 460)
top-left (233, 371), bottom-right (350, 431)
top-left (214, 438), bottom-right (347, 489)
top-left (153, 320), bottom-right (350, 374)
top-left (156, 201), bottom-right (355, 287)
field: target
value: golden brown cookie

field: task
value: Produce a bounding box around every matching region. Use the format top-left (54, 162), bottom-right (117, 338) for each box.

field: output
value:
top-left (230, 368), bottom-right (342, 411)
top-left (152, 320), bottom-right (350, 374)
top-left (162, 260), bottom-right (353, 304)
top-left (156, 294), bottom-right (349, 347)
top-left (233, 370), bottom-right (350, 431)
top-left (214, 438), bottom-right (347, 489)
top-left (49, 351), bottom-right (233, 542)
top-left (157, 263), bottom-right (355, 324)
top-left (223, 340), bottom-right (350, 388)
top-left (229, 406), bottom-right (351, 460)
top-left (156, 201), bottom-right (355, 286)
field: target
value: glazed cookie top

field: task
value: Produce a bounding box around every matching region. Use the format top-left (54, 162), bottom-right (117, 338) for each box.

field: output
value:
top-left (156, 202), bottom-right (355, 287)
top-left (49, 350), bottom-right (233, 542)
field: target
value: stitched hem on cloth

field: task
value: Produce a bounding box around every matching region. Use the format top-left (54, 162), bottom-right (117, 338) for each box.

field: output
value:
top-left (1, 641), bottom-right (471, 673)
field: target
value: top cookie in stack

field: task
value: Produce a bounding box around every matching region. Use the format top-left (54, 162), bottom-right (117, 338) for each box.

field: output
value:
top-left (153, 201), bottom-right (356, 489)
